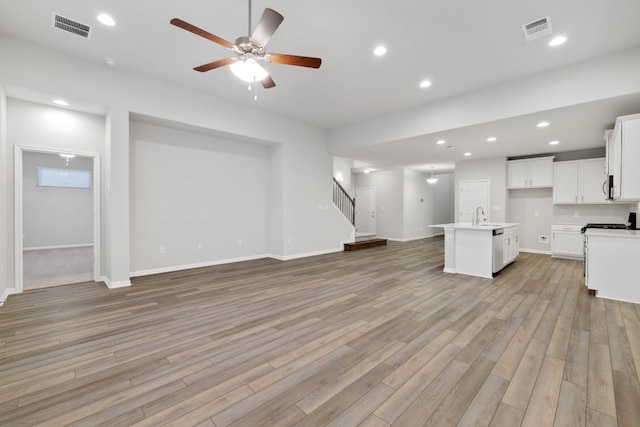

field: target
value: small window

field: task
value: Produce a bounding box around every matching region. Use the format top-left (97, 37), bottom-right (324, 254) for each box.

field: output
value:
top-left (37, 168), bottom-right (92, 189)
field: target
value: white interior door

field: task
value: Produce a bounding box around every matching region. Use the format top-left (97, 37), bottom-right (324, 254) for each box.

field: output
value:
top-left (355, 187), bottom-right (376, 235)
top-left (459, 180), bottom-right (489, 223)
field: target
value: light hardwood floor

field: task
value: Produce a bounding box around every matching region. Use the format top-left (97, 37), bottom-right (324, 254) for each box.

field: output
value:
top-left (1, 237), bottom-right (639, 426)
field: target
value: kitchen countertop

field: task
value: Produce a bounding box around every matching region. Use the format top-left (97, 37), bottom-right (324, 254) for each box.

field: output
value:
top-left (585, 228), bottom-right (640, 238)
top-left (430, 222), bottom-right (519, 231)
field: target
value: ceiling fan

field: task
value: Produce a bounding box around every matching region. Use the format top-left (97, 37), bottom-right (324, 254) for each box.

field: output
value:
top-left (170, 0), bottom-right (322, 89)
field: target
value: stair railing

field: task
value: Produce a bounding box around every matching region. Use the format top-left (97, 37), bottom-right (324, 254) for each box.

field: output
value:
top-left (333, 178), bottom-right (355, 226)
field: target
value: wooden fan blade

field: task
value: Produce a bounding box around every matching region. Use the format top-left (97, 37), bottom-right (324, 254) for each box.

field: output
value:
top-left (194, 57), bottom-right (236, 72)
top-left (261, 75), bottom-right (276, 89)
top-left (251, 8), bottom-right (284, 47)
top-left (266, 53), bottom-right (322, 69)
top-left (170, 18), bottom-right (234, 49)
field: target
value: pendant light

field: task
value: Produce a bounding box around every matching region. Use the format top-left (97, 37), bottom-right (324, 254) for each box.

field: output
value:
top-left (426, 167), bottom-right (438, 184)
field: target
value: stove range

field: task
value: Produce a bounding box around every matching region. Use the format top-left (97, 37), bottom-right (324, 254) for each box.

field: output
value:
top-left (580, 223), bottom-right (627, 233)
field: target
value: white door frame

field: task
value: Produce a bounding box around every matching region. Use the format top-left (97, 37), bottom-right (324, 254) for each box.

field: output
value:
top-left (14, 145), bottom-right (101, 292)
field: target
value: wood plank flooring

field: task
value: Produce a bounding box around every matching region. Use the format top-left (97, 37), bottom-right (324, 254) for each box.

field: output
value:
top-left (1, 236), bottom-right (640, 426)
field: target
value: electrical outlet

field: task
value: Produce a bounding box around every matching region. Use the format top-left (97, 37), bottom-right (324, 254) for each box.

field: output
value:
top-left (538, 235), bottom-right (549, 244)
top-left (573, 212), bottom-right (579, 217)
top-left (534, 211), bottom-right (540, 217)
top-left (197, 243), bottom-right (203, 250)
top-left (237, 240), bottom-right (243, 246)
top-left (159, 246), bottom-right (165, 254)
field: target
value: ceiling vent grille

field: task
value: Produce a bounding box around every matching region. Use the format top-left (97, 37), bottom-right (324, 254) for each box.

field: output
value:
top-left (51, 12), bottom-right (92, 39)
top-left (522, 16), bottom-right (552, 41)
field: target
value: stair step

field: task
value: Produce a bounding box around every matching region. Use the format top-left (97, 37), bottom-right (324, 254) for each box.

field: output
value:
top-left (344, 238), bottom-right (388, 251)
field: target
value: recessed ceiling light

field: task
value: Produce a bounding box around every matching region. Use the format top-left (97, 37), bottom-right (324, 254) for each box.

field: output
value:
top-left (104, 57), bottom-right (117, 66)
top-left (486, 137), bottom-right (497, 142)
top-left (363, 168), bottom-right (371, 174)
top-left (549, 140), bottom-right (560, 145)
top-left (419, 80), bottom-right (432, 88)
top-left (549, 36), bottom-right (567, 47)
top-left (53, 99), bottom-right (69, 106)
top-left (97, 14), bottom-right (116, 26)
top-left (436, 139), bottom-right (446, 145)
top-left (464, 152), bottom-right (472, 156)
top-left (537, 121), bottom-right (550, 128)
top-left (373, 46), bottom-right (387, 56)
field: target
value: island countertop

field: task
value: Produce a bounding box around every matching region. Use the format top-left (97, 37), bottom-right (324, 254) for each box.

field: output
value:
top-left (430, 222), bottom-right (520, 231)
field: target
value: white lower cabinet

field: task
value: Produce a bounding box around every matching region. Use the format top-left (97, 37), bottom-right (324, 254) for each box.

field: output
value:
top-left (503, 226), bottom-right (519, 267)
top-left (551, 224), bottom-right (584, 259)
top-left (585, 229), bottom-right (640, 303)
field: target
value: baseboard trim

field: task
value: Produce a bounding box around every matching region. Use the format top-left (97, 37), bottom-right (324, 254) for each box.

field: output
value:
top-left (519, 248), bottom-right (552, 255)
top-left (270, 247), bottom-right (344, 261)
top-left (131, 244), bottom-right (355, 275)
top-left (23, 244), bottom-right (94, 251)
top-left (0, 288), bottom-right (19, 306)
top-left (130, 254), bottom-right (272, 277)
top-left (102, 276), bottom-right (132, 289)
top-left (384, 234), bottom-right (436, 243)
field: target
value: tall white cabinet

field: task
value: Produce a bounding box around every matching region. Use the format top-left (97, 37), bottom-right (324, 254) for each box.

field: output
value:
top-left (608, 113), bottom-right (640, 201)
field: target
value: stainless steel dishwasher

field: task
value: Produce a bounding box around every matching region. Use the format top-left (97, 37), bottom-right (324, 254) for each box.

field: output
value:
top-left (492, 228), bottom-right (504, 273)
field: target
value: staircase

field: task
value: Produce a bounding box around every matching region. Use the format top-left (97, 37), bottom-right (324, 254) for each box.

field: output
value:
top-left (333, 178), bottom-right (355, 226)
top-left (333, 178), bottom-right (387, 251)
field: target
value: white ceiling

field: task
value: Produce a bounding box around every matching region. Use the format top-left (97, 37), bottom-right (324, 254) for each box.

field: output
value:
top-left (1, 0), bottom-right (639, 172)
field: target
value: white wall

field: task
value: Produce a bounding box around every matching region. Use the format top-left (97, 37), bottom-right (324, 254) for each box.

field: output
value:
top-left (5, 99), bottom-right (105, 287)
top-left (22, 152), bottom-right (94, 248)
top-left (0, 35), bottom-right (352, 294)
top-left (354, 169), bottom-right (440, 241)
top-left (333, 156), bottom-right (354, 195)
top-left (130, 120), bottom-right (270, 274)
top-left (455, 157), bottom-right (508, 223)
top-left (509, 188), bottom-right (553, 253)
top-left (403, 170), bottom-right (435, 240)
top-left (0, 86), bottom-right (8, 301)
top-left (355, 170), bottom-right (404, 240)
top-left (432, 173), bottom-right (455, 234)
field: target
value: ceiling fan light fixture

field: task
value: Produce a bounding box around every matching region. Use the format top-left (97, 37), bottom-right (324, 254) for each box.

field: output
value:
top-left (230, 58), bottom-right (269, 83)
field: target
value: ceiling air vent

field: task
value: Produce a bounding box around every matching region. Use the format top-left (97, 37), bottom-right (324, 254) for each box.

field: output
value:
top-left (51, 12), bottom-right (92, 39)
top-left (522, 16), bottom-right (552, 42)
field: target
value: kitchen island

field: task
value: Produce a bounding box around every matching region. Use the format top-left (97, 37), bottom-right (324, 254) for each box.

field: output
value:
top-left (430, 222), bottom-right (519, 279)
top-left (585, 228), bottom-right (640, 304)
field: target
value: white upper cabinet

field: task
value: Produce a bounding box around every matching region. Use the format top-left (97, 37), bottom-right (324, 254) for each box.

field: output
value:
top-left (553, 158), bottom-right (607, 204)
top-left (609, 113), bottom-right (640, 201)
top-left (507, 156), bottom-right (554, 189)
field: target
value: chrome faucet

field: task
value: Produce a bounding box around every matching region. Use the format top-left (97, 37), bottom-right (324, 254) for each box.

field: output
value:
top-left (472, 206), bottom-right (485, 225)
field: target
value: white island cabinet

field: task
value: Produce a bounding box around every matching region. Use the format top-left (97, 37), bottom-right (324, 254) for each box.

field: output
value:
top-left (430, 223), bottom-right (519, 279)
top-left (585, 228), bottom-right (640, 304)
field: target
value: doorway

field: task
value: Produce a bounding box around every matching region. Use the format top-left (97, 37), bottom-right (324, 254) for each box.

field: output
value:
top-left (355, 187), bottom-right (376, 237)
top-left (459, 179), bottom-right (490, 223)
top-left (15, 146), bottom-right (101, 292)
